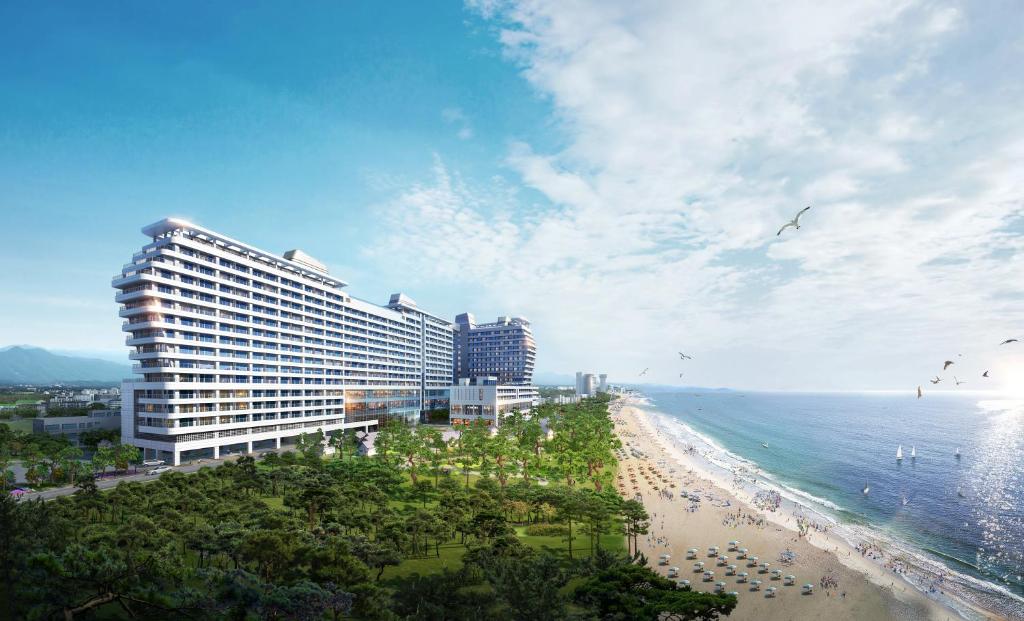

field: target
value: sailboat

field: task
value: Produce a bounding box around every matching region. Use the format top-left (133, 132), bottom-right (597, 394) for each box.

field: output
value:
top-left (955, 447), bottom-right (961, 459)
top-left (901, 493), bottom-right (909, 506)
top-left (761, 442), bottom-right (769, 449)
top-left (896, 445), bottom-right (903, 461)
top-left (862, 482), bottom-right (870, 495)
top-left (911, 446), bottom-right (917, 460)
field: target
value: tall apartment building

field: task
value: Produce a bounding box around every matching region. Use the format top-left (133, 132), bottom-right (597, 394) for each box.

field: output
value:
top-left (113, 218), bottom-right (453, 465)
top-left (452, 313), bottom-right (536, 385)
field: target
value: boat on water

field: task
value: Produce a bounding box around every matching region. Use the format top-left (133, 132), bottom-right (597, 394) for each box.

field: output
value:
top-left (901, 493), bottom-right (909, 506)
top-left (761, 442), bottom-right (769, 448)
top-left (896, 445), bottom-right (903, 461)
top-left (957, 488), bottom-right (965, 498)
top-left (955, 447), bottom-right (961, 459)
top-left (862, 482), bottom-right (870, 495)
top-left (911, 446), bottom-right (917, 460)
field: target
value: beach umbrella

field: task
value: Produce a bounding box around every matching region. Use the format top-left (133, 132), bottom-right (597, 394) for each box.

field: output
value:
top-left (728, 540), bottom-right (740, 549)
top-left (784, 575), bottom-right (796, 585)
top-left (678, 579), bottom-right (691, 587)
top-left (726, 564), bottom-right (737, 575)
top-left (727, 591), bottom-right (739, 597)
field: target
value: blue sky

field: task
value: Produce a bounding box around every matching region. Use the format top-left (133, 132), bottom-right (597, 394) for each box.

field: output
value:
top-left (2, 1), bottom-right (1023, 391)
top-left (0, 1), bottom-right (551, 352)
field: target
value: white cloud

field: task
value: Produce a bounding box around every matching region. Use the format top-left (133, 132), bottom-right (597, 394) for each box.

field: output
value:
top-left (442, 107), bottom-right (474, 140)
top-left (369, 1), bottom-right (1024, 390)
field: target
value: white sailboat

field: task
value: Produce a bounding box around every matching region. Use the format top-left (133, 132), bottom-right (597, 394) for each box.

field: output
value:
top-left (896, 445), bottom-right (903, 461)
top-left (911, 446), bottom-right (917, 460)
top-left (901, 493), bottom-right (909, 506)
top-left (955, 447), bottom-right (961, 459)
top-left (862, 482), bottom-right (870, 495)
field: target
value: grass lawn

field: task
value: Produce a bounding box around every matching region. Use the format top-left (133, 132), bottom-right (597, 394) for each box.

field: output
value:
top-left (3, 419), bottom-right (36, 433)
top-left (0, 393), bottom-right (43, 404)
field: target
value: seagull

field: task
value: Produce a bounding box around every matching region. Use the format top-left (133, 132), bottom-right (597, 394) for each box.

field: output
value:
top-left (954, 376), bottom-right (966, 386)
top-left (1001, 338), bottom-right (1019, 345)
top-left (930, 376), bottom-right (942, 384)
top-left (639, 368), bottom-right (649, 376)
top-left (777, 206), bottom-right (812, 236)
top-left (943, 360), bottom-right (954, 371)
top-left (678, 352), bottom-right (693, 360)
top-left (917, 386), bottom-right (923, 399)
top-left (982, 371), bottom-right (989, 378)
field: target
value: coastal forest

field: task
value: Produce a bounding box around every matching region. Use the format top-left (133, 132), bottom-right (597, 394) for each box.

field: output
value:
top-left (0, 395), bottom-right (737, 620)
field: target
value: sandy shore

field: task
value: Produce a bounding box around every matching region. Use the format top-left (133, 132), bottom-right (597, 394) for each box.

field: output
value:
top-left (611, 396), bottom-right (1004, 621)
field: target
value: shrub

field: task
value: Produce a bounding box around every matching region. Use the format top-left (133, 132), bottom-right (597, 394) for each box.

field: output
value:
top-left (525, 523), bottom-right (569, 537)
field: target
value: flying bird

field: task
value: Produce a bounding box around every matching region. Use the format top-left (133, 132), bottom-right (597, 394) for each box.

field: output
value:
top-left (678, 352), bottom-right (693, 360)
top-left (954, 376), bottom-right (966, 386)
top-left (982, 371), bottom-right (989, 378)
top-left (930, 376), bottom-right (942, 384)
top-left (917, 386), bottom-right (922, 399)
top-left (679, 373), bottom-right (685, 378)
top-left (943, 360), bottom-right (954, 371)
top-left (776, 206), bottom-right (812, 236)
top-left (1001, 339), bottom-right (1019, 345)
top-left (639, 368), bottom-right (649, 376)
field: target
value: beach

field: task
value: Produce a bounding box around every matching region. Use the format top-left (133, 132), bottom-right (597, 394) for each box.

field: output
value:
top-left (611, 395), bottom-right (1007, 621)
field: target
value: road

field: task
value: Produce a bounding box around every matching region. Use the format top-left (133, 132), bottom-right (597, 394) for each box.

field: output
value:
top-left (18, 455), bottom-right (242, 502)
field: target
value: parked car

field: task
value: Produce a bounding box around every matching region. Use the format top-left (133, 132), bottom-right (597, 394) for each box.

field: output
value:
top-left (142, 460), bottom-right (165, 467)
top-left (147, 466), bottom-right (172, 476)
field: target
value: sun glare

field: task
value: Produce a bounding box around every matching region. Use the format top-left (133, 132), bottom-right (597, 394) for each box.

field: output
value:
top-left (993, 359), bottom-right (1024, 397)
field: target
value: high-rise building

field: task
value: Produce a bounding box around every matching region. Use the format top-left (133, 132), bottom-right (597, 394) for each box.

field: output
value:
top-left (387, 293), bottom-right (454, 412)
top-left (452, 313), bottom-right (536, 385)
top-left (583, 373), bottom-right (597, 396)
top-left (598, 374), bottom-right (608, 392)
top-left (113, 218), bottom-right (453, 465)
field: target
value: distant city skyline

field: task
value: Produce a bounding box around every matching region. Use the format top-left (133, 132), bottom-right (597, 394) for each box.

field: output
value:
top-left (1, 1), bottom-right (1022, 392)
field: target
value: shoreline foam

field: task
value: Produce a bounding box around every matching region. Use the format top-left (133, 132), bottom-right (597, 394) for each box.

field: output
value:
top-left (614, 393), bottom-right (1019, 620)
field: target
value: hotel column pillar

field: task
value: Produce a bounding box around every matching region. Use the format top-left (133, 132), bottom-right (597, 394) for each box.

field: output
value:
top-left (172, 450), bottom-right (180, 467)
top-left (213, 445), bottom-right (220, 460)
top-left (275, 437), bottom-right (281, 450)
top-left (246, 441), bottom-right (253, 455)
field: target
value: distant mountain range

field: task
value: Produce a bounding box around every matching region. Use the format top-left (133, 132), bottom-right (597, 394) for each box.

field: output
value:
top-left (0, 346), bottom-right (129, 385)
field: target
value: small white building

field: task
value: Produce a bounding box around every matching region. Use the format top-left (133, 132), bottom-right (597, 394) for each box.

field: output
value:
top-left (449, 377), bottom-right (537, 428)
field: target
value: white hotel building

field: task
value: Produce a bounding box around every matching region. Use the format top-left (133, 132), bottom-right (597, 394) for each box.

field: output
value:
top-left (113, 219), bottom-right (453, 465)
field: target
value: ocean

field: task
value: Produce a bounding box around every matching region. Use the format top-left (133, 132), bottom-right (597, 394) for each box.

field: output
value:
top-left (636, 387), bottom-right (1024, 618)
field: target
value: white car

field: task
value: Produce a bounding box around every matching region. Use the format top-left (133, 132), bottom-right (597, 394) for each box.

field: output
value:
top-left (147, 466), bottom-right (172, 475)
top-left (142, 460), bottom-right (165, 467)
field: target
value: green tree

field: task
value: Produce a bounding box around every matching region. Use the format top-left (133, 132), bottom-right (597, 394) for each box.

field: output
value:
top-left (574, 560), bottom-right (737, 620)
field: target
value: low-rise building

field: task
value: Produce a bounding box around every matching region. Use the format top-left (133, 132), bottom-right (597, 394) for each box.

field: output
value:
top-left (32, 410), bottom-right (121, 446)
top-left (449, 377), bottom-right (537, 427)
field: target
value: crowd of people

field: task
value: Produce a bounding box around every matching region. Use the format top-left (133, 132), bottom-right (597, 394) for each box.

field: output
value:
top-left (754, 489), bottom-right (782, 512)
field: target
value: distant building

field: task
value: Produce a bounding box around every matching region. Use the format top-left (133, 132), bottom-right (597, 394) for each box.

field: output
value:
top-left (449, 377), bottom-right (537, 428)
top-left (574, 370), bottom-right (609, 397)
top-left (453, 313), bottom-right (536, 385)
